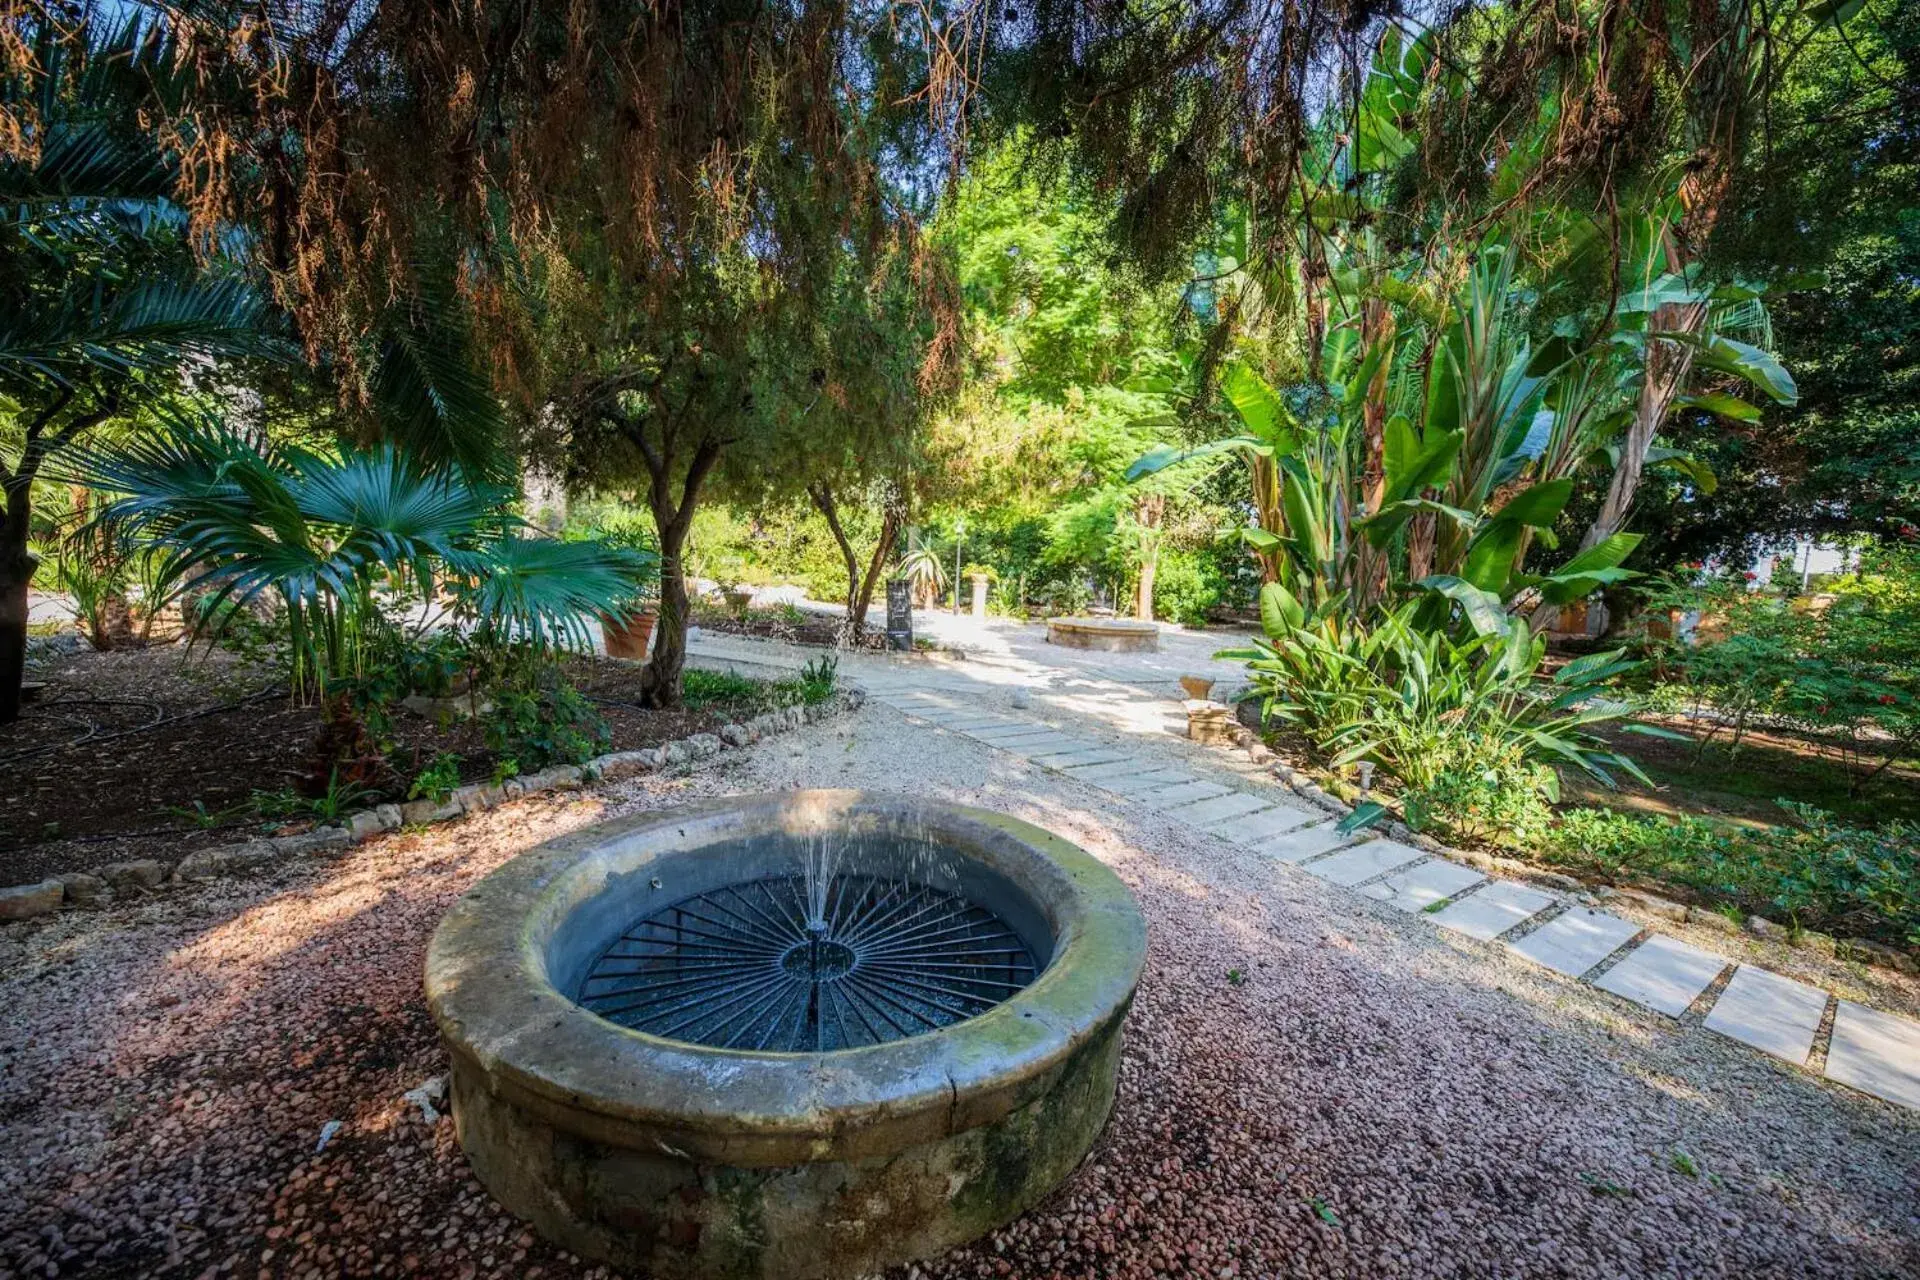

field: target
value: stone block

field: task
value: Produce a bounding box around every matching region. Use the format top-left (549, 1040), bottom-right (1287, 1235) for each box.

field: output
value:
top-left (348, 810), bottom-right (385, 842)
top-left (273, 827), bottom-right (352, 857)
top-left (1303, 839), bottom-right (1427, 888)
top-left (1688, 907), bottom-right (1744, 935)
top-left (1612, 887), bottom-right (1688, 923)
top-left (401, 797), bottom-right (462, 825)
top-left (683, 735), bottom-right (723, 760)
top-left (1431, 880), bottom-right (1556, 942)
top-left (1595, 935), bottom-right (1728, 1018)
top-left (1360, 859), bottom-right (1486, 913)
top-left (1255, 821), bottom-right (1353, 865)
top-left (56, 872), bottom-right (108, 907)
top-left (100, 859), bottom-right (166, 891)
top-left (176, 840), bottom-right (276, 881)
top-left (1703, 965), bottom-right (1829, 1065)
top-left (1505, 906), bottom-right (1641, 979)
top-left (1837, 937), bottom-right (1918, 974)
top-left (1140, 780), bottom-right (1233, 811)
top-left (720, 723), bottom-right (752, 748)
top-left (1162, 791), bottom-right (1272, 828)
top-left (0, 879), bottom-right (63, 920)
top-left (1204, 804), bottom-right (1316, 847)
top-left (1824, 1001), bottom-right (1920, 1112)
top-left (374, 803), bottom-right (404, 830)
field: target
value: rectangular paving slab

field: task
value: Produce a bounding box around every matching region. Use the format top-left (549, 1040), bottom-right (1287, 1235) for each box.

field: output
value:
top-left (1824, 1001), bottom-right (1920, 1112)
top-left (1094, 767), bottom-right (1202, 796)
top-left (1205, 803), bottom-right (1318, 846)
top-left (1028, 747), bottom-right (1134, 770)
top-left (1161, 791), bottom-right (1273, 827)
top-left (998, 734), bottom-right (1090, 758)
top-left (1302, 839), bottom-right (1427, 888)
top-left (1140, 780), bottom-right (1235, 810)
top-left (1703, 965), bottom-right (1829, 1065)
top-left (1593, 934), bottom-right (1728, 1017)
top-left (1431, 880), bottom-right (1557, 942)
top-left (1505, 906), bottom-right (1642, 979)
top-left (964, 723), bottom-right (1056, 743)
top-left (1055, 758), bottom-right (1151, 783)
top-left (1360, 858), bottom-right (1486, 912)
top-left (1257, 821), bottom-right (1354, 864)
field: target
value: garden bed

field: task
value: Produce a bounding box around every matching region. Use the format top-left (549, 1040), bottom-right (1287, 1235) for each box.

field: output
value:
top-left (691, 601), bottom-right (889, 650)
top-left (0, 643), bottom-right (810, 885)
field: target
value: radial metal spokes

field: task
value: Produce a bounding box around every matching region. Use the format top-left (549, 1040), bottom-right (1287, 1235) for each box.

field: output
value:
top-left (575, 873), bottom-right (1041, 1050)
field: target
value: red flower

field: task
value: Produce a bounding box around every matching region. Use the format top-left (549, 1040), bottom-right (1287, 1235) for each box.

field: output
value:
top-left (1879, 694), bottom-right (1898, 705)
top-left (1743, 570), bottom-right (1757, 581)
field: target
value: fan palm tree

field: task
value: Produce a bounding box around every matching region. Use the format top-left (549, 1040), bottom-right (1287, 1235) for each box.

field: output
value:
top-left (0, 15), bottom-right (287, 723)
top-left (66, 412), bottom-right (651, 699)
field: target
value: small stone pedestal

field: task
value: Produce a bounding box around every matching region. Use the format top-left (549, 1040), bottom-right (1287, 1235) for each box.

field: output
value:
top-left (1185, 699), bottom-right (1236, 746)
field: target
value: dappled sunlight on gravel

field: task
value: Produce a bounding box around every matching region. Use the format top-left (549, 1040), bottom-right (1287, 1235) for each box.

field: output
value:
top-left (2, 702), bottom-right (1917, 1278)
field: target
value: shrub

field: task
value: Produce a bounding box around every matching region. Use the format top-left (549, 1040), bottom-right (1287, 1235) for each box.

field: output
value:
top-left (1224, 586), bottom-right (1656, 795)
top-left (1541, 804), bottom-right (1920, 946)
top-left (1401, 743), bottom-right (1556, 846)
top-left (1642, 552), bottom-right (1920, 787)
top-left (1150, 547), bottom-right (1219, 627)
top-left (482, 663), bottom-right (609, 770)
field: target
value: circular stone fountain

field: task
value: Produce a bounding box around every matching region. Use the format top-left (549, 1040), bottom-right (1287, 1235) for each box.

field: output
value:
top-left (1046, 615), bottom-right (1160, 652)
top-left (426, 790), bottom-right (1146, 1279)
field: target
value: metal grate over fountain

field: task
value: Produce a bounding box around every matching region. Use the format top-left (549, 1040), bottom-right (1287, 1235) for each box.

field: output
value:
top-left (577, 874), bottom-right (1042, 1051)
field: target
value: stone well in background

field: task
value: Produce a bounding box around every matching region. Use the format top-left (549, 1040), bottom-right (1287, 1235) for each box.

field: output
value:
top-left (1046, 616), bottom-right (1160, 653)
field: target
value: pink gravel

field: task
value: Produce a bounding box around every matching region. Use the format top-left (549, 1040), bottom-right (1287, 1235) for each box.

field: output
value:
top-left (3, 708), bottom-right (1918, 1279)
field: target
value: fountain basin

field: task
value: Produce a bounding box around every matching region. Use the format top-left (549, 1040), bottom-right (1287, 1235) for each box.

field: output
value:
top-left (426, 791), bottom-right (1146, 1279)
top-left (1046, 615), bottom-right (1159, 652)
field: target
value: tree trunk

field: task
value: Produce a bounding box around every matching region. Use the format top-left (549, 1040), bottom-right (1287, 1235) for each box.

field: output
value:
top-left (1579, 318), bottom-right (1699, 551)
top-left (636, 434), bottom-right (723, 710)
top-left (1134, 492), bottom-right (1164, 621)
top-left (851, 507), bottom-right (901, 638)
top-left (0, 490), bottom-right (34, 726)
top-left (640, 516), bottom-right (692, 708)
top-left (811, 481), bottom-right (903, 647)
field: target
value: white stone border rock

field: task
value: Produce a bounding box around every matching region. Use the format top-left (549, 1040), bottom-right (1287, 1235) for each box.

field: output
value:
top-left (0, 689), bottom-right (864, 922)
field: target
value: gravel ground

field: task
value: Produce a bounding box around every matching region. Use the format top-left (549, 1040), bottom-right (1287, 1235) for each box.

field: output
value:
top-left (3, 698), bottom-right (1918, 1279)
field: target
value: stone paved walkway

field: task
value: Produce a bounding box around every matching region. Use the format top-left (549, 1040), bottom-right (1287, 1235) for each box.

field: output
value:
top-left (689, 624), bottom-right (1920, 1116)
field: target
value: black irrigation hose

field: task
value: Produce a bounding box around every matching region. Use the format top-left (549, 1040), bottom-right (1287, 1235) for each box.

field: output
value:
top-left (0, 684), bottom-right (287, 766)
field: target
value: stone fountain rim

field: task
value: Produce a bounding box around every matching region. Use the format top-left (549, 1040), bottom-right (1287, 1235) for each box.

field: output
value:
top-left (424, 789), bottom-right (1146, 1165)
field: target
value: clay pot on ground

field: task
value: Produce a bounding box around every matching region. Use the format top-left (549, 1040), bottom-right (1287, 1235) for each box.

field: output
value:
top-left (601, 610), bottom-right (657, 660)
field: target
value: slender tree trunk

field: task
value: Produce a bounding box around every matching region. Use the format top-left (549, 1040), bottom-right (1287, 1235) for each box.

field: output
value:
top-left (641, 517), bottom-right (693, 708)
top-left (1134, 492), bottom-right (1164, 621)
top-left (637, 435), bottom-right (723, 710)
top-left (852, 506), bottom-right (901, 637)
top-left (0, 521), bottom-right (31, 726)
top-left (811, 481), bottom-right (903, 646)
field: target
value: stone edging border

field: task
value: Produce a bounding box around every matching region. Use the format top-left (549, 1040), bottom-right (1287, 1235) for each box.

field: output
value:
top-left (0, 689), bottom-right (866, 923)
top-left (1214, 696), bottom-right (1918, 978)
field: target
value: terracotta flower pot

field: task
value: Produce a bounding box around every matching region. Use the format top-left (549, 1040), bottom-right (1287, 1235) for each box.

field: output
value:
top-left (601, 610), bottom-right (657, 660)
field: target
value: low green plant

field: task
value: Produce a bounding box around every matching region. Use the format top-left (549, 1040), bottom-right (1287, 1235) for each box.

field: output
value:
top-left (682, 668), bottom-right (766, 709)
top-left (1400, 744), bottom-right (1556, 847)
top-left (408, 753), bottom-right (463, 804)
top-left (482, 666), bottom-right (609, 770)
top-left (1542, 803), bottom-right (1920, 946)
top-left (1225, 585), bottom-right (1657, 798)
top-left (797, 654), bottom-right (838, 704)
